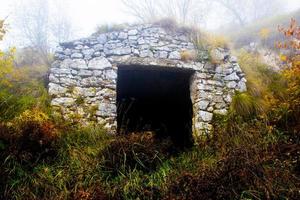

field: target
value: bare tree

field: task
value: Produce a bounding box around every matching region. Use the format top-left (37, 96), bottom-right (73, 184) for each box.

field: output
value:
top-left (121, 0), bottom-right (158, 22)
top-left (13, 0), bottom-right (74, 65)
top-left (15, 0), bottom-right (50, 64)
top-left (122, 0), bottom-right (211, 26)
top-left (213, 0), bottom-right (284, 26)
top-left (50, 0), bottom-right (74, 44)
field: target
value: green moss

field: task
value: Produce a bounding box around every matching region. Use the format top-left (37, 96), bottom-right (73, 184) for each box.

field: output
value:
top-left (75, 96), bottom-right (85, 105)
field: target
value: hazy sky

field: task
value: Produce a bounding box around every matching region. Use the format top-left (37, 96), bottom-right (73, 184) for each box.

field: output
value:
top-left (0, 0), bottom-right (300, 47)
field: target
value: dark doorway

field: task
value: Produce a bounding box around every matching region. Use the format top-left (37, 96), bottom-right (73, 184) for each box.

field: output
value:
top-left (117, 65), bottom-right (194, 147)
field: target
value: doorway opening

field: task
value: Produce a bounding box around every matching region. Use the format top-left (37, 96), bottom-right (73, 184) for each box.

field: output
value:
top-left (117, 65), bottom-right (194, 147)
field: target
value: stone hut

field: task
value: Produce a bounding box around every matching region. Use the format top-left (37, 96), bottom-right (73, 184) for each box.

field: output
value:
top-left (49, 23), bottom-right (246, 143)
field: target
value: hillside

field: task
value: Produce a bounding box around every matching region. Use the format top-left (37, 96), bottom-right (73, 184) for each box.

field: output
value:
top-left (226, 9), bottom-right (300, 48)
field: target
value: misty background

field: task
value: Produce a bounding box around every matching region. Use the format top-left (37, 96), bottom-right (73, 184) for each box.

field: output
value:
top-left (0, 0), bottom-right (299, 52)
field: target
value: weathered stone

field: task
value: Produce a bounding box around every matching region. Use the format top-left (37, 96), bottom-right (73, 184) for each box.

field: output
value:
top-left (49, 74), bottom-right (60, 83)
top-left (82, 49), bottom-right (95, 57)
top-left (224, 72), bottom-right (240, 81)
top-left (51, 68), bottom-right (71, 75)
top-left (93, 44), bottom-right (104, 51)
top-left (60, 77), bottom-right (77, 86)
top-left (88, 57), bottom-right (112, 69)
top-left (97, 102), bottom-right (117, 117)
top-left (103, 69), bottom-right (117, 80)
top-left (74, 87), bottom-right (96, 97)
top-left (51, 98), bottom-right (75, 107)
top-left (229, 56), bottom-right (238, 63)
top-left (226, 81), bottom-right (237, 88)
top-left (197, 101), bottom-right (210, 110)
top-left (109, 47), bottom-right (132, 55)
top-left (71, 53), bottom-right (83, 59)
top-left (157, 51), bottom-right (168, 58)
top-left (118, 32), bottom-right (128, 40)
top-left (169, 51), bottom-right (181, 60)
top-left (97, 34), bottom-right (107, 44)
top-left (128, 29), bottom-right (138, 36)
top-left (214, 109), bottom-right (227, 115)
top-left (78, 70), bottom-right (93, 77)
top-left (70, 59), bottom-right (88, 69)
top-left (199, 111), bottom-right (213, 122)
top-left (237, 80), bottom-right (247, 92)
top-left (49, 83), bottom-right (68, 96)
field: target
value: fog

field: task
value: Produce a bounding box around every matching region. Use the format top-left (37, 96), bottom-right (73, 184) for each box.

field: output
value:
top-left (0, 0), bottom-right (299, 49)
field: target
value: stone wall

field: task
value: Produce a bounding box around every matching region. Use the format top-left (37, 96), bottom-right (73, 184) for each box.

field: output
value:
top-left (49, 23), bottom-right (246, 138)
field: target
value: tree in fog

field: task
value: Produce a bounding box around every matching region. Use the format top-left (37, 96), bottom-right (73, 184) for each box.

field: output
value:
top-left (213, 0), bottom-right (284, 26)
top-left (50, 0), bottom-right (74, 44)
top-left (121, 0), bottom-right (211, 25)
top-left (14, 0), bottom-right (74, 65)
top-left (15, 0), bottom-right (50, 64)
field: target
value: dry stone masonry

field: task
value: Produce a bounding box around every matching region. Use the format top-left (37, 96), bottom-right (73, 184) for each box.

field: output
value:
top-left (49, 23), bottom-right (247, 139)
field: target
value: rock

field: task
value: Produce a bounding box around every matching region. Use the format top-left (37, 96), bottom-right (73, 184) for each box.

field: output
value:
top-left (233, 64), bottom-right (242, 73)
top-left (103, 69), bottom-right (117, 80)
top-left (226, 81), bottom-right (237, 88)
top-left (140, 50), bottom-right (153, 57)
top-left (237, 80), bottom-right (247, 92)
top-left (109, 47), bottom-right (132, 55)
top-left (198, 101), bottom-right (210, 110)
top-left (224, 94), bottom-right (232, 103)
top-left (81, 77), bottom-right (102, 87)
top-left (70, 59), bottom-right (88, 69)
top-left (137, 38), bottom-right (145, 44)
top-left (96, 102), bottom-right (117, 117)
top-left (229, 56), bottom-right (238, 63)
top-left (195, 122), bottom-right (213, 130)
top-left (74, 87), bottom-right (96, 97)
top-left (71, 53), bottom-right (83, 59)
top-left (78, 70), bottom-right (93, 77)
top-left (49, 74), bottom-right (59, 83)
top-left (97, 34), bottom-right (107, 44)
top-left (224, 72), bottom-right (240, 81)
top-left (51, 98), bottom-right (75, 107)
top-left (199, 111), bottom-right (213, 122)
top-left (169, 51), bottom-right (181, 60)
top-left (93, 44), bottom-right (104, 51)
top-left (82, 49), bottom-right (95, 57)
top-left (118, 32), bottom-right (128, 40)
top-left (128, 29), bottom-right (138, 36)
top-left (49, 83), bottom-right (68, 96)
top-left (51, 68), bottom-right (71, 75)
top-left (157, 51), bottom-right (168, 58)
top-left (214, 109), bottom-right (227, 115)
top-left (88, 57), bottom-right (112, 70)
top-left (59, 77), bottom-right (77, 86)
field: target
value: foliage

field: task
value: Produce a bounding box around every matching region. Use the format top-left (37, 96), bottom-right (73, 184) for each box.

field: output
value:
top-left (0, 19), bottom-right (6, 40)
top-left (227, 9), bottom-right (300, 48)
top-left (0, 109), bottom-right (58, 164)
top-left (100, 133), bottom-right (174, 177)
top-left (0, 47), bottom-right (15, 87)
top-left (180, 50), bottom-right (197, 61)
top-left (276, 18), bottom-right (300, 50)
top-left (0, 124), bottom-right (111, 200)
top-left (230, 92), bottom-right (264, 119)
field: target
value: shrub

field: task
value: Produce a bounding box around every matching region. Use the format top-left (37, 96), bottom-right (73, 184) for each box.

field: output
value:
top-left (166, 146), bottom-right (299, 200)
top-left (180, 50), bottom-right (196, 61)
top-left (100, 133), bottom-right (174, 177)
top-left (1, 109), bottom-right (59, 164)
top-left (230, 92), bottom-right (265, 119)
